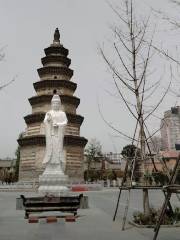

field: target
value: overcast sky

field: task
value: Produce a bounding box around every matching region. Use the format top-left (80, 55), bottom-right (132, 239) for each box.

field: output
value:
top-left (0, 0), bottom-right (180, 158)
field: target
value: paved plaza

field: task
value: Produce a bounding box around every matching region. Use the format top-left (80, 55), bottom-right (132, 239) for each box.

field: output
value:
top-left (0, 189), bottom-right (179, 240)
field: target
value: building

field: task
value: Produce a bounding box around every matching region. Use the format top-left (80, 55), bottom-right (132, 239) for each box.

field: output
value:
top-left (145, 150), bottom-right (177, 172)
top-left (104, 153), bottom-right (122, 164)
top-left (84, 153), bottom-right (122, 171)
top-left (147, 136), bottom-right (162, 154)
top-left (0, 159), bottom-right (16, 183)
top-left (161, 107), bottom-right (180, 150)
top-left (0, 159), bottom-right (16, 171)
top-left (18, 28), bottom-right (87, 181)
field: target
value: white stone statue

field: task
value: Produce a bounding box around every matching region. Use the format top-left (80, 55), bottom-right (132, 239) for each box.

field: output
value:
top-left (38, 94), bottom-right (69, 196)
top-left (43, 94), bottom-right (67, 171)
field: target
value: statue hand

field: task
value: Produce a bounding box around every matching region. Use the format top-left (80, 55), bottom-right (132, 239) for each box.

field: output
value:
top-left (58, 123), bottom-right (66, 127)
top-left (47, 113), bottom-right (51, 121)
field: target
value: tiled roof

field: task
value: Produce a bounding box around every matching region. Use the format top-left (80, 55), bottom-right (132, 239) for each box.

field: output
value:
top-left (0, 159), bottom-right (16, 168)
top-left (160, 150), bottom-right (179, 158)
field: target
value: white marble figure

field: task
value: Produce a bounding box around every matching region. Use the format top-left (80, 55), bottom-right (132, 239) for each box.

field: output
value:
top-left (38, 94), bottom-right (69, 196)
top-left (43, 94), bottom-right (67, 171)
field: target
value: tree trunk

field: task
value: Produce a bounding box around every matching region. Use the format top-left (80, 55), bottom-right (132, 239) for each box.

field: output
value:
top-left (87, 161), bottom-right (91, 181)
top-left (132, 46), bottom-right (150, 215)
top-left (143, 188), bottom-right (150, 215)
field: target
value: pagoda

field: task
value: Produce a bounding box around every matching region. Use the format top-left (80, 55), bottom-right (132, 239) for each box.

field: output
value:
top-left (18, 28), bottom-right (87, 181)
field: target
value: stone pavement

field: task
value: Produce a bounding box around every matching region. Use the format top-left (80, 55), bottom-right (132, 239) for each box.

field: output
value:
top-left (0, 190), bottom-right (179, 240)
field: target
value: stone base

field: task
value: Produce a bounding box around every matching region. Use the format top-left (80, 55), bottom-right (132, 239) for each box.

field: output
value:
top-left (38, 185), bottom-right (69, 196)
top-left (38, 164), bottom-right (69, 196)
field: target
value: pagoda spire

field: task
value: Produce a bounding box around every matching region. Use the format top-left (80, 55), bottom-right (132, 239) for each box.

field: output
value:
top-left (52, 28), bottom-right (60, 46)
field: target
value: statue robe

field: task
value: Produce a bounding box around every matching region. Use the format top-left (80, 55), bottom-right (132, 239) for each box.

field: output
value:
top-left (43, 110), bottom-right (68, 169)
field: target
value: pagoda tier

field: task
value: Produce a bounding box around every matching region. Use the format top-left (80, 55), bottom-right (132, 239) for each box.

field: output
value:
top-left (18, 135), bottom-right (87, 147)
top-left (28, 94), bottom-right (80, 115)
top-left (44, 45), bottom-right (69, 56)
top-left (29, 95), bottom-right (80, 108)
top-left (33, 80), bottom-right (77, 94)
top-left (24, 112), bottom-right (84, 125)
top-left (23, 112), bottom-right (84, 137)
top-left (37, 66), bottom-right (73, 81)
top-left (18, 28), bottom-right (87, 181)
top-left (41, 55), bottom-right (71, 67)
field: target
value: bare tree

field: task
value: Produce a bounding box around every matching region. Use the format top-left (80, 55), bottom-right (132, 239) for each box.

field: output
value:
top-left (147, 135), bottom-right (162, 153)
top-left (85, 138), bottom-right (102, 179)
top-left (100, 0), bottom-right (172, 217)
top-left (0, 48), bottom-right (15, 91)
top-left (0, 79), bottom-right (15, 91)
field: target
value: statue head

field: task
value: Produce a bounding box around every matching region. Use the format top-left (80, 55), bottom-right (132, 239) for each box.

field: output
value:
top-left (51, 94), bottom-right (61, 111)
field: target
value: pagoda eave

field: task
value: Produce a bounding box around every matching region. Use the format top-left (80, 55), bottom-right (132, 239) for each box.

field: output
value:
top-left (41, 55), bottom-right (71, 67)
top-left (37, 67), bottom-right (73, 78)
top-left (18, 135), bottom-right (88, 147)
top-left (33, 80), bottom-right (77, 92)
top-left (28, 95), bottom-right (80, 108)
top-left (28, 94), bottom-right (80, 108)
top-left (44, 46), bottom-right (68, 56)
top-left (24, 112), bottom-right (84, 125)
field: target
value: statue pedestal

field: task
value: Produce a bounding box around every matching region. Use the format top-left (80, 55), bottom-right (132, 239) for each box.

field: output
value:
top-left (38, 164), bottom-right (69, 196)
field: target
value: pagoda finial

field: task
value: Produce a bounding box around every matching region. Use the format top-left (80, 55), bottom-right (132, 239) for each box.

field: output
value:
top-left (53, 28), bottom-right (60, 46)
top-left (54, 28), bottom-right (60, 41)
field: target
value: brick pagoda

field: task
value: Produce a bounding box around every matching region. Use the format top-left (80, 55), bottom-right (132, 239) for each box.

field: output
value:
top-left (18, 28), bottom-right (87, 181)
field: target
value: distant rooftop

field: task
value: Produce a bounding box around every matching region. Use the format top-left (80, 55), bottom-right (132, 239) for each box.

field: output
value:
top-left (0, 159), bottom-right (16, 168)
top-left (159, 150), bottom-right (179, 159)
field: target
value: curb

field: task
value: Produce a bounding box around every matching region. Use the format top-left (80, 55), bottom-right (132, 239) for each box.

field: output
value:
top-left (129, 221), bottom-right (180, 228)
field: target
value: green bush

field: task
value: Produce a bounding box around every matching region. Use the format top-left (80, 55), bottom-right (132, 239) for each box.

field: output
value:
top-left (152, 172), bottom-right (169, 185)
top-left (144, 171), bottom-right (153, 185)
top-left (84, 169), bottom-right (123, 181)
